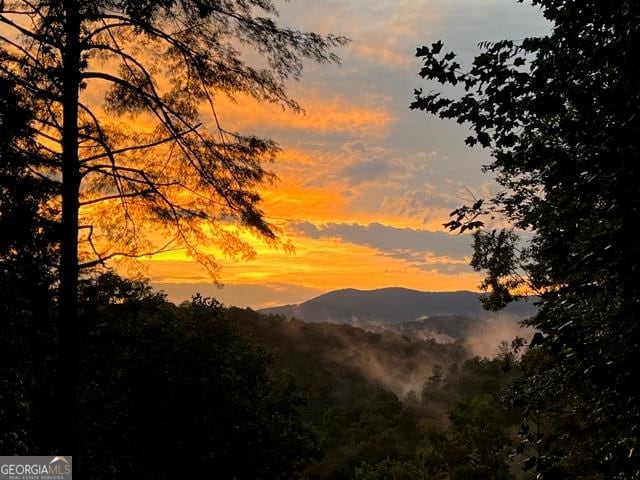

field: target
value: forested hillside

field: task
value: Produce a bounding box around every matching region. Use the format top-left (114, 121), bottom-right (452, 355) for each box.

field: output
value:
top-left (227, 306), bottom-right (525, 479)
top-left (1, 270), bottom-right (527, 478)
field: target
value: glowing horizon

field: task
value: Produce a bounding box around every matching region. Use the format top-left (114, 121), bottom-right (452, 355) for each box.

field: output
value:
top-left (111, 0), bottom-right (548, 308)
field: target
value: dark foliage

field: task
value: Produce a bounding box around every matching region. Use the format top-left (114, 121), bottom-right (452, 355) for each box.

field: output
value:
top-left (1, 270), bottom-right (320, 478)
top-left (0, 73), bottom-right (59, 454)
top-left (412, 1), bottom-right (640, 477)
top-left (0, 1), bottom-right (347, 454)
top-left (75, 274), bottom-right (319, 478)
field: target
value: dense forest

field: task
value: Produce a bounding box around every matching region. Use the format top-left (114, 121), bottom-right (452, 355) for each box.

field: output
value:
top-left (1, 271), bottom-right (526, 479)
top-left (2, 0), bottom-right (640, 479)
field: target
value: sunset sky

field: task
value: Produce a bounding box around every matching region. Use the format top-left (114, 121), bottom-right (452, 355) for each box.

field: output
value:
top-left (145, 0), bottom-right (549, 308)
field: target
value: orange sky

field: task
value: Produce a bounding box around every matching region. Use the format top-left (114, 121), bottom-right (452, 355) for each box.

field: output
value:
top-left (105, 1), bottom-right (548, 308)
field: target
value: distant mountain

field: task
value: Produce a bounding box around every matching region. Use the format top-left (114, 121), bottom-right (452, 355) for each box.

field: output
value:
top-left (259, 288), bottom-right (537, 328)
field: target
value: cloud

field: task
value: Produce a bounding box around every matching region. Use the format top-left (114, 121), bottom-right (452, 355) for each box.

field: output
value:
top-left (301, 146), bottom-right (420, 189)
top-left (141, 233), bottom-right (482, 296)
top-left (288, 221), bottom-right (475, 276)
top-left (277, 142), bottom-right (438, 193)
top-left (380, 187), bottom-right (460, 223)
top-left (212, 91), bottom-right (395, 138)
top-left (290, 221), bottom-right (472, 258)
top-left (350, 43), bottom-right (415, 69)
top-left (276, 0), bottom-right (437, 70)
top-left (256, 146), bottom-right (448, 228)
top-left (340, 157), bottom-right (403, 184)
top-left (377, 251), bottom-right (471, 274)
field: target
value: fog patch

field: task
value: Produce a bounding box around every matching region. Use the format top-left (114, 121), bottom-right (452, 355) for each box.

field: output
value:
top-left (465, 314), bottom-right (534, 358)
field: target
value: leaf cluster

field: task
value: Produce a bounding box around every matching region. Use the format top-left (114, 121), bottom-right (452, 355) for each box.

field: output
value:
top-left (413, 1), bottom-right (640, 477)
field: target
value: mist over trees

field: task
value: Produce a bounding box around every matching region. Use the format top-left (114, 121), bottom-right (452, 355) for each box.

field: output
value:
top-left (413, 0), bottom-right (640, 477)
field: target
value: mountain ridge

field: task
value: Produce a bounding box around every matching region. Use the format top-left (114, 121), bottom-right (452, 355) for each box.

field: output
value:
top-left (260, 287), bottom-right (537, 325)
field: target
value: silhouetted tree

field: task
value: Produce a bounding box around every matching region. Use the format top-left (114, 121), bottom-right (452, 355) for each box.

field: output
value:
top-left (0, 0), bottom-right (346, 453)
top-left (413, 1), bottom-right (640, 477)
top-left (73, 273), bottom-right (320, 478)
top-left (0, 72), bottom-right (59, 453)
top-left (0, 72), bottom-right (58, 299)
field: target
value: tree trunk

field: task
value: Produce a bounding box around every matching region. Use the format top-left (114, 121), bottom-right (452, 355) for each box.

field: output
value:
top-left (58, 0), bottom-right (81, 458)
